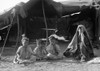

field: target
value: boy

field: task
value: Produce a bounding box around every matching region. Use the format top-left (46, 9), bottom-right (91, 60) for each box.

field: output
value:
top-left (33, 39), bottom-right (47, 60)
top-left (13, 37), bottom-right (36, 64)
top-left (46, 36), bottom-right (63, 59)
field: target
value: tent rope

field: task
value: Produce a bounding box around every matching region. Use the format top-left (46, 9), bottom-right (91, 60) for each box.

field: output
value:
top-left (14, 15), bottom-right (20, 51)
top-left (42, 0), bottom-right (48, 46)
top-left (0, 17), bottom-right (14, 57)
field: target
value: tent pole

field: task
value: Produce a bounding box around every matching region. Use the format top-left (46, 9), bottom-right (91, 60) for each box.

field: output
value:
top-left (15, 15), bottom-right (20, 51)
top-left (0, 17), bottom-right (14, 58)
top-left (42, 0), bottom-right (48, 46)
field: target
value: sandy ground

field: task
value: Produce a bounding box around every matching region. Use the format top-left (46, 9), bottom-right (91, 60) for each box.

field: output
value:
top-left (0, 43), bottom-right (100, 71)
top-left (0, 56), bottom-right (100, 71)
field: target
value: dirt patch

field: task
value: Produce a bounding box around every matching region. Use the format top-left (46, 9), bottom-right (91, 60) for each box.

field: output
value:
top-left (0, 56), bottom-right (100, 71)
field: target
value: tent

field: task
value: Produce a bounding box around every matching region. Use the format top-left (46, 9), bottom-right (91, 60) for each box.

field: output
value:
top-left (0, 0), bottom-right (94, 28)
top-left (0, 0), bottom-right (98, 43)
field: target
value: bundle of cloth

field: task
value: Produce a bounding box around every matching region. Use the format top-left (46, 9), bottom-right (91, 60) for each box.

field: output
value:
top-left (63, 25), bottom-right (94, 62)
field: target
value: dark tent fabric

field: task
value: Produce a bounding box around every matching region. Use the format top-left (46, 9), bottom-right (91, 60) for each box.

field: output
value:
top-left (0, 0), bottom-right (93, 29)
top-left (95, 6), bottom-right (100, 40)
top-left (63, 25), bottom-right (94, 61)
top-left (23, 0), bottom-right (92, 17)
top-left (0, 0), bottom-right (98, 41)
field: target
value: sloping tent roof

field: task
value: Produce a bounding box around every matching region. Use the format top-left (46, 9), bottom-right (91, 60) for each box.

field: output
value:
top-left (23, 0), bottom-right (93, 17)
top-left (0, 0), bottom-right (93, 30)
top-left (0, 2), bottom-right (26, 30)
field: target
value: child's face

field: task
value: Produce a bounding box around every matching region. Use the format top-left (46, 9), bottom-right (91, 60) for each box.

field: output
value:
top-left (37, 42), bottom-right (42, 47)
top-left (22, 40), bottom-right (29, 46)
top-left (50, 38), bottom-right (56, 44)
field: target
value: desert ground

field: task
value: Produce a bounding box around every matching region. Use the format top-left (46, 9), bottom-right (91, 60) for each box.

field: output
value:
top-left (0, 43), bottom-right (100, 71)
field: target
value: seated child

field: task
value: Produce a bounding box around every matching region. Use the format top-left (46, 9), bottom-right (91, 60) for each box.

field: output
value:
top-left (33, 39), bottom-right (47, 60)
top-left (46, 36), bottom-right (63, 60)
top-left (13, 37), bottom-right (36, 64)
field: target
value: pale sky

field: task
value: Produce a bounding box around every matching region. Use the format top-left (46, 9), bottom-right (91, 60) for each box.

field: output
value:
top-left (53, 0), bottom-right (72, 2)
top-left (53, 0), bottom-right (92, 2)
top-left (0, 0), bottom-right (29, 14)
top-left (53, 0), bottom-right (93, 6)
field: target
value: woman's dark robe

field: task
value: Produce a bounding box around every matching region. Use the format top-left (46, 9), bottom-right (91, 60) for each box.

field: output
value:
top-left (63, 25), bottom-right (94, 61)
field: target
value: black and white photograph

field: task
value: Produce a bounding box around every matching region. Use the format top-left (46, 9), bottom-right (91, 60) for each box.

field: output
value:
top-left (0, 0), bottom-right (100, 71)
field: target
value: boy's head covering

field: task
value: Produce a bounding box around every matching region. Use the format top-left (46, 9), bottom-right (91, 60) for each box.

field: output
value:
top-left (36, 39), bottom-right (45, 45)
top-left (21, 34), bottom-right (29, 41)
top-left (22, 37), bottom-right (29, 41)
top-left (22, 34), bottom-right (25, 37)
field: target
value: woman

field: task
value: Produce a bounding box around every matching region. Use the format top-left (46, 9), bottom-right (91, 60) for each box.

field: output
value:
top-left (63, 25), bottom-right (94, 62)
top-left (13, 37), bottom-right (36, 64)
